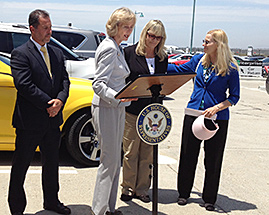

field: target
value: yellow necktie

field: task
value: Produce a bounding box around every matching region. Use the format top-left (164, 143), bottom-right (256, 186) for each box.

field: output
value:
top-left (40, 46), bottom-right (52, 78)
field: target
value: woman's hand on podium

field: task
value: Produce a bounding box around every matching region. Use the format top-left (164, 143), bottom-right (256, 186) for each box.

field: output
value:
top-left (120, 98), bottom-right (138, 102)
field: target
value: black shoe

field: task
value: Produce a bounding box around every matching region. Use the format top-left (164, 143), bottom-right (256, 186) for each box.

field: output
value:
top-left (133, 194), bottom-right (151, 203)
top-left (44, 202), bottom-right (71, 214)
top-left (120, 193), bottom-right (133, 201)
top-left (205, 203), bottom-right (215, 211)
top-left (12, 213), bottom-right (23, 215)
top-left (106, 209), bottom-right (123, 215)
top-left (177, 197), bottom-right (187, 205)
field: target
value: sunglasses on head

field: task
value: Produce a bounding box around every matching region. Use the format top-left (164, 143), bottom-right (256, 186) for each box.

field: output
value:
top-left (147, 32), bottom-right (163, 40)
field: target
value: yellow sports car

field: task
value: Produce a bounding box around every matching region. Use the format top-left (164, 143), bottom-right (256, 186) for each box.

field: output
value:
top-left (0, 53), bottom-right (100, 165)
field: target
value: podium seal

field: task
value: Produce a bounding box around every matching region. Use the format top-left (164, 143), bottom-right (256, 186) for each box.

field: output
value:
top-left (136, 103), bottom-right (172, 145)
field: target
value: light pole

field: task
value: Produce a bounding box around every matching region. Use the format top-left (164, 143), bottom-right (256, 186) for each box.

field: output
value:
top-left (190, 0), bottom-right (196, 54)
top-left (133, 11), bottom-right (144, 44)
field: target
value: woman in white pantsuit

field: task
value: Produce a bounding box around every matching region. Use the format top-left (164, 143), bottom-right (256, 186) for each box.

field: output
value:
top-left (91, 7), bottom-right (136, 215)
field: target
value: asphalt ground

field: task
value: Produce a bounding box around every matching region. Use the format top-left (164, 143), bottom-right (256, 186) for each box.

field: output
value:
top-left (0, 76), bottom-right (268, 215)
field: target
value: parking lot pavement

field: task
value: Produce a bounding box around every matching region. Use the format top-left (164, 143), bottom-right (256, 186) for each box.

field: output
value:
top-left (0, 77), bottom-right (268, 215)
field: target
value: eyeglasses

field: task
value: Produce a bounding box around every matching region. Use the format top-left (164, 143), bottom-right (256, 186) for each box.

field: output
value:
top-left (147, 32), bottom-right (163, 41)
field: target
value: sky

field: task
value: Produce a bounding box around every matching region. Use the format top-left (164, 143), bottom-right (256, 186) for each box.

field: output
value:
top-left (1, 0), bottom-right (269, 49)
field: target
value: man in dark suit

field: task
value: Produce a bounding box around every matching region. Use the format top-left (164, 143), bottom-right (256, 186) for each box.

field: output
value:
top-left (8, 9), bottom-right (71, 215)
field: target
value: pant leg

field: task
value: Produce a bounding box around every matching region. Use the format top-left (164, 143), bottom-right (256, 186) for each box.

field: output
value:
top-left (121, 112), bottom-right (141, 195)
top-left (92, 106), bottom-right (124, 215)
top-left (121, 112), bottom-right (153, 196)
top-left (177, 115), bottom-right (202, 198)
top-left (135, 140), bottom-right (153, 196)
top-left (108, 106), bottom-right (125, 211)
top-left (202, 120), bottom-right (229, 204)
top-left (39, 126), bottom-right (61, 206)
top-left (8, 129), bottom-right (40, 214)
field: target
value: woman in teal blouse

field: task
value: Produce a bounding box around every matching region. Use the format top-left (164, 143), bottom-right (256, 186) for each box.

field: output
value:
top-left (168, 29), bottom-right (240, 211)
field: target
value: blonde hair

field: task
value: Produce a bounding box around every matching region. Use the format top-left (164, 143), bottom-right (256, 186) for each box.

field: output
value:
top-left (203, 29), bottom-right (239, 76)
top-left (136, 20), bottom-right (167, 61)
top-left (106, 7), bottom-right (136, 37)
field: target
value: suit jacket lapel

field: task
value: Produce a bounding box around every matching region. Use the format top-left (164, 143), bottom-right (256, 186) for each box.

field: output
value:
top-left (117, 46), bottom-right (131, 74)
top-left (154, 56), bottom-right (162, 74)
top-left (118, 50), bottom-right (130, 74)
top-left (108, 37), bottom-right (130, 74)
top-left (136, 55), bottom-right (149, 73)
top-left (27, 40), bottom-right (52, 81)
top-left (135, 55), bottom-right (163, 75)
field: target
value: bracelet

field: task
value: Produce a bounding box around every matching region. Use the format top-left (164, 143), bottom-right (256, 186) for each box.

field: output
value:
top-left (216, 104), bottom-right (221, 110)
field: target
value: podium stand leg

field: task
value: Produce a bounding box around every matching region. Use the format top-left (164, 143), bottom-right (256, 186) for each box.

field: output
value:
top-left (153, 144), bottom-right (158, 215)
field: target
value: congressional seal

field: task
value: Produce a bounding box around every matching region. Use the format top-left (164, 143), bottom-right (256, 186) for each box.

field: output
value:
top-left (136, 103), bottom-right (172, 145)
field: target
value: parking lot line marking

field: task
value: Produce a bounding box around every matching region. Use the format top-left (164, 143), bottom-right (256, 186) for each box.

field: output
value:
top-left (159, 154), bottom-right (177, 164)
top-left (0, 169), bottom-right (78, 174)
top-left (241, 86), bottom-right (264, 92)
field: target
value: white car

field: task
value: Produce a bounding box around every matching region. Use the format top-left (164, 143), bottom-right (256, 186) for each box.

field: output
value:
top-left (168, 54), bottom-right (193, 63)
top-left (0, 23), bottom-right (95, 79)
top-left (65, 57), bottom-right (95, 79)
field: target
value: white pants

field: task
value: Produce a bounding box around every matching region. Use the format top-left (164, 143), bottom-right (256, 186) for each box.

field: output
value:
top-left (91, 105), bottom-right (125, 215)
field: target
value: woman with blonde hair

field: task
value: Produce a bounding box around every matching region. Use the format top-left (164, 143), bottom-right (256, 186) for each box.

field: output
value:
top-left (91, 7), bottom-right (136, 215)
top-left (120, 19), bottom-right (168, 203)
top-left (168, 29), bottom-right (240, 211)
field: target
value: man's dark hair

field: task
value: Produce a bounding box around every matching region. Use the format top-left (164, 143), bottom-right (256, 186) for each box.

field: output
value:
top-left (28, 9), bottom-right (50, 28)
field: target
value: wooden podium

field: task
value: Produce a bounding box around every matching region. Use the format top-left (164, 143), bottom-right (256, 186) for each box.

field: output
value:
top-left (115, 72), bottom-right (196, 215)
top-left (115, 73), bottom-right (196, 99)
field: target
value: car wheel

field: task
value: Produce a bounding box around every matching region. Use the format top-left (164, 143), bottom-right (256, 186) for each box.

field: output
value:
top-left (262, 68), bottom-right (267, 78)
top-left (66, 112), bottom-right (100, 165)
top-left (266, 75), bottom-right (269, 94)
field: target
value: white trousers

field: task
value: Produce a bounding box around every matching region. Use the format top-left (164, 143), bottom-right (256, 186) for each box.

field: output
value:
top-left (91, 105), bottom-right (125, 215)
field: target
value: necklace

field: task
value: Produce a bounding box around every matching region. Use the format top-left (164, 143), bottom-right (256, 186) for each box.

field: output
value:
top-left (146, 58), bottom-right (155, 75)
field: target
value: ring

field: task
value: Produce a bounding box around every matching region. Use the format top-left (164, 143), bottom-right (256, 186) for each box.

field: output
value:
top-left (53, 111), bottom-right (56, 113)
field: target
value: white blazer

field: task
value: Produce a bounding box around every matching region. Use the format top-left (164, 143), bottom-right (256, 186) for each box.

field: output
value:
top-left (92, 37), bottom-right (130, 107)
